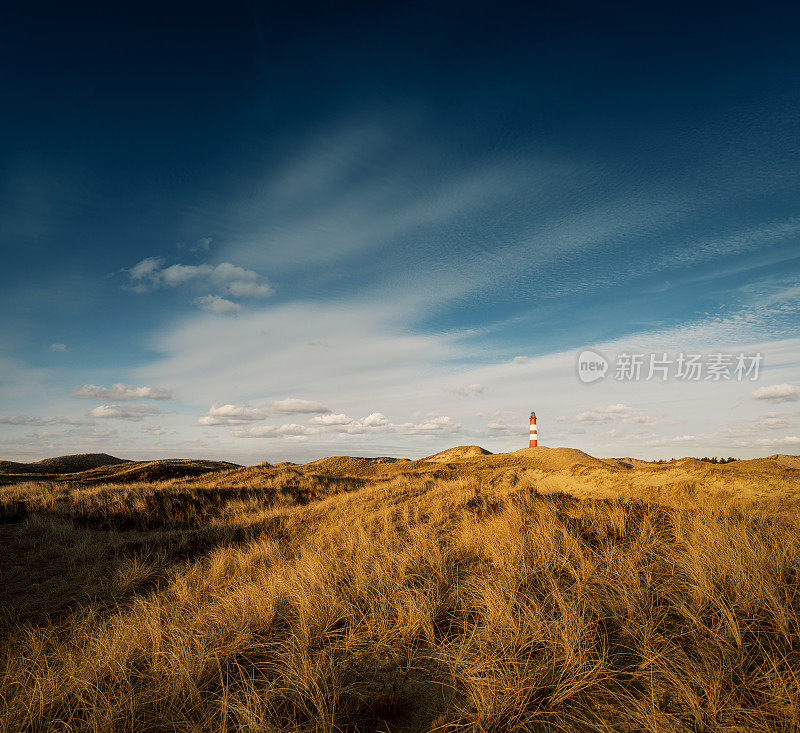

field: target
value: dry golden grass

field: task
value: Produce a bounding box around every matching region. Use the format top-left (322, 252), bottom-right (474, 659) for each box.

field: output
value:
top-left (1, 448), bottom-right (800, 731)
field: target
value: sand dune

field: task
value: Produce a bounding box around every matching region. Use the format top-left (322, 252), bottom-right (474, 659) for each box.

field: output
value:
top-left (0, 453), bottom-right (130, 475)
top-left (423, 445), bottom-right (493, 462)
top-left (2, 444), bottom-right (800, 730)
top-left (3, 446), bottom-right (799, 508)
top-left (0, 455), bottom-right (237, 485)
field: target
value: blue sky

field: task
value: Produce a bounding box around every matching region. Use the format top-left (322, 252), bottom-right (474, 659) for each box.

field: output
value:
top-left (1, 1), bottom-right (800, 462)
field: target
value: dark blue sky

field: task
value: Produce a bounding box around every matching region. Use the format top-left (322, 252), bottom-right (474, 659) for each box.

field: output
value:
top-left (1, 1), bottom-right (799, 461)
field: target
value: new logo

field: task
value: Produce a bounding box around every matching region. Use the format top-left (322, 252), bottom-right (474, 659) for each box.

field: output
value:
top-left (577, 349), bottom-right (609, 383)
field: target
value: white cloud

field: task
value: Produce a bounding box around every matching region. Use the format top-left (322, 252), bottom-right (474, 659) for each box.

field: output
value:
top-left (362, 412), bottom-right (391, 427)
top-left (752, 384), bottom-right (800, 403)
top-left (643, 434), bottom-right (699, 447)
top-left (573, 404), bottom-right (656, 426)
top-left (48, 417), bottom-right (94, 425)
top-left (198, 404), bottom-right (267, 425)
top-left (130, 281), bottom-right (800, 460)
top-left (0, 415), bottom-right (42, 425)
top-left (268, 398), bottom-right (331, 414)
top-left (755, 413), bottom-right (791, 431)
top-left (231, 423), bottom-right (315, 438)
top-left (447, 383), bottom-right (485, 396)
top-left (755, 436), bottom-right (800, 447)
top-left (73, 383), bottom-right (172, 401)
top-left (49, 343), bottom-right (67, 352)
top-left (512, 356), bottom-right (530, 364)
top-left (127, 259), bottom-right (273, 305)
top-left (309, 413), bottom-right (353, 425)
top-left (198, 399), bottom-right (332, 426)
top-left (484, 417), bottom-right (522, 437)
top-left (88, 404), bottom-right (161, 421)
top-left (231, 412), bottom-right (459, 439)
top-left (227, 280), bottom-right (274, 298)
top-left (0, 415), bottom-right (96, 428)
top-left (141, 424), bottom-right (164, 436)
top-left (128, 257), bottom-right (163, 280)
top-left (195, 295), bottom-right (242, 315)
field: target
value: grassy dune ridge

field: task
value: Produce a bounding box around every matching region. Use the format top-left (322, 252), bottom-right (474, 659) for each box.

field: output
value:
top-left (1, 447), bottom-right (800, 731)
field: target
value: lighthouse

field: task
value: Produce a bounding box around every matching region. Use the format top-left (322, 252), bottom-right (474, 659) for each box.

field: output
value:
top-left (529, 411), bottom-right (538, 448)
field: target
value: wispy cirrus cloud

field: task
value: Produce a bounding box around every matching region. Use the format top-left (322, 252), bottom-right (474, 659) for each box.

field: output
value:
top-left (0, 415), bottom-right (43, 425)
top-left (177, 236), bottom-right (213, 253)
top-left (569, 404), bottom-right (657, 426)
top-left (198, 399), bottom-right (331, 426)
top-left (752, 384), bottom-right (800, 403)
top-left (755, 413), bottom-right (792, 431)
top-left (268, 398), bottom-right (331, 414)
top-left (447, 383), bottom-right (485, 396)
top-left (0, 415), bottom-right (95, 427)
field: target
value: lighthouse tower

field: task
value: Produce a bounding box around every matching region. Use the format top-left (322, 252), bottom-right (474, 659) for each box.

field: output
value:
top-left (529, 411), bottom-right (538, 448)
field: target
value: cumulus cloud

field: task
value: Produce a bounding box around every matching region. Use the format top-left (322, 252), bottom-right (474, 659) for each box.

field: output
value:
top-left (752, 384), bottom-right (800, 403)
top-left (268, 398), bottom-right (331, 414)
top-left (49, 343), bottom-right (67, 352)
top-left (126, 258), bottom-right (273, 303)
top-left (195, 295), bottom-right (242, 315)
top-left (308, 413), bottom-right (353, 425)
top-left (340, 413), bottom-right (458, 435)
top-left (360, 412), bottom-right (392, 428)
top-left (573, 404), bottom-right (656, 425)
top-left (88, 404), bottom-right (161, 420)
top-left (230, 412), bottom-right (459, 439)
top-left (73, 383), bottom-right (172, 401)
top-left (306, 412), bottom-right (392, 434)
top-left (447, 383), bottom-right (485, 396)
top-left (198, 404), bottom-right (267, 425)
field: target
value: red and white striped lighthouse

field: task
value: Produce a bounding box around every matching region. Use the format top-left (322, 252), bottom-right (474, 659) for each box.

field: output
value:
top-left (529, 411), bottom-right (538, 448)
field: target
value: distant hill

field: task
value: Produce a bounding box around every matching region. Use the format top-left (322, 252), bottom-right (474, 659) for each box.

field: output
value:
top-left (71, 459), bottom-right (239, 484)
top-left (0, 453), bottom-right (130, 475)
top-left (0, 454), bottom-right (238, 485)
